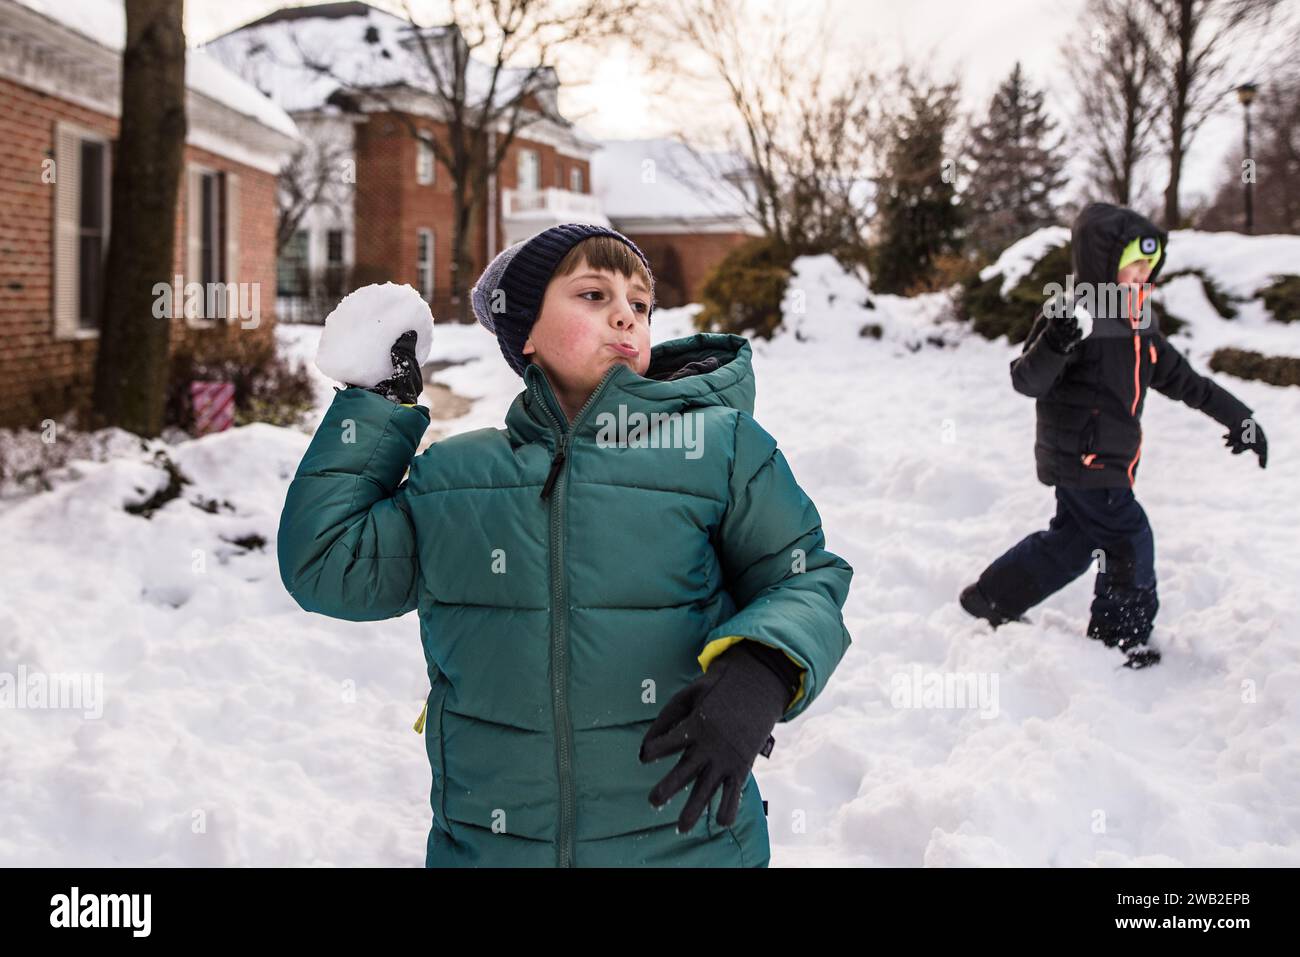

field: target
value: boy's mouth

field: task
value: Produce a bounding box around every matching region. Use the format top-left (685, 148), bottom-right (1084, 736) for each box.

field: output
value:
top-left (608, 342), bottom-right (640, 359)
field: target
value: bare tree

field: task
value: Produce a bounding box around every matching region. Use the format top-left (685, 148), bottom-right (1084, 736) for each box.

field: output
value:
top-left (656, 0), bottom-right (878, 256)
top-left (90, 0), bottom-right (186, 435)
top-left (1067, 0), bottom-right (1160, 207)
top-left (1199, 69), bottom-right (1300, 232)
top-left (1141, 0), bottom-right (1282, 226)
top-left (283, 0), bottom-right (642, 322)
top-left (277, 119), bottom-right (355, 255)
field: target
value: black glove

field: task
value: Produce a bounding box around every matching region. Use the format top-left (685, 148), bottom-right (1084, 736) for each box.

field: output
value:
top-left (1043, 299), bottom-right (1087, 354)
top-left (639, 640), bottom-right (801, 833)
top-left (1225, 416), bottom-right (1267, 468)
top-left (349, 330), bottom-right (423, 404)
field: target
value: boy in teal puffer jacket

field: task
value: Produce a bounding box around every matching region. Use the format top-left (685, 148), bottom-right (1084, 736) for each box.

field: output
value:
top-left (277, 223), bottom-right (853, 867)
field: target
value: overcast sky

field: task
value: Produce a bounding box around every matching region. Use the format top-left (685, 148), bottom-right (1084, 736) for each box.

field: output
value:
top-left (187, 0), bottom-right (1297, 212)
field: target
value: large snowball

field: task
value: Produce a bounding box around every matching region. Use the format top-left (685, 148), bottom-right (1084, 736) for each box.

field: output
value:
top-left (314, 283), bottom-right (434, 387)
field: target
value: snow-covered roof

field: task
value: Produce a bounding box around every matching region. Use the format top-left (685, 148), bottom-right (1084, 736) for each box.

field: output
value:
top-left (11, 0), bottom-right (299, 140)
top-left (202, 1), bottom-right (551, 118)
top-left (592, 138), bottom-right (761, 228)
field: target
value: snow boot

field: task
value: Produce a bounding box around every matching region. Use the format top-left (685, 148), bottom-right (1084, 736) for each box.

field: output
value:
top-left (960, 582), bottom-right (1027, 629)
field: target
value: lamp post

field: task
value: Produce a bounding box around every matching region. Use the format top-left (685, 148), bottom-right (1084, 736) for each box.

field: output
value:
top-left (1236, 82), bottom-right (1258, 234)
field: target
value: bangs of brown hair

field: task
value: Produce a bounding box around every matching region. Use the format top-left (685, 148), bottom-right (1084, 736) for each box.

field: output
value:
top-left (552, 236), bottom-right (654, 304)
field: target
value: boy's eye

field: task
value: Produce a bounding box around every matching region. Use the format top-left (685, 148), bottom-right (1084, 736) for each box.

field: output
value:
top-left (580, 290), bottom-right (651, 318)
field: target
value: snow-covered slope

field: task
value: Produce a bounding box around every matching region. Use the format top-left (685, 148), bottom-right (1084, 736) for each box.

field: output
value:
top-left (2, 246), bottom-right (1297, 866)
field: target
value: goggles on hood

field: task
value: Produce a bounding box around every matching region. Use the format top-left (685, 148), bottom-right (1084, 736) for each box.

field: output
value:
top-left (1118, 235), bottom-right (1162, 273)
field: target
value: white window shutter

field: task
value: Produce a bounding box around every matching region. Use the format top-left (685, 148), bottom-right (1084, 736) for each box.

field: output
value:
top-left (185, 166), bottom-right (204, 327)
top-left (52, 123), bottom-right (81, 339)
top-left (224, 171), bottom-right (240, 321)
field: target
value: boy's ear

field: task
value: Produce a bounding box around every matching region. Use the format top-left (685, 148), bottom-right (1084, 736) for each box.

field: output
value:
top-left (522, 336), bottom-right (535, 356)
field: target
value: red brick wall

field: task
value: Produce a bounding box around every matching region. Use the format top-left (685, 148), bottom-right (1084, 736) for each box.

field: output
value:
top-left (618, 231), bottom-right (755, 308)
top-left (0, 75), bottom-right (281, 430)
top-left (354, 111), bottom-right (593, 324)
top-left (354, 112), bottom-right (470, 323)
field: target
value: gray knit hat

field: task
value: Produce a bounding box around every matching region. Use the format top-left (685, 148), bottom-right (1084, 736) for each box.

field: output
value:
top-left (470, 223), bottom-right (655, 376)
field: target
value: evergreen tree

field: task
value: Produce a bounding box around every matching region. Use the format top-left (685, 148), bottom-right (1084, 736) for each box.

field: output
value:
top-left (964, 63), bottom-right (1067, 258)
top-left (871, 73), bottom-right (964, 295)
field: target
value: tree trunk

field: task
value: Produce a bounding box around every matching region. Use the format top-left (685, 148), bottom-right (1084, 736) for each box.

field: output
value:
top-left (90, 0), bottom-right (186, 436)
top-left (1163, 0), bottom-right (1194, 228)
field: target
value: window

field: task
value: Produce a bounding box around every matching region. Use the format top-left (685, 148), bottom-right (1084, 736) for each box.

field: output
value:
top-left (417, 133), bottom-right (435, 185)
top-left (416, 228), bottom-right (434, 301)
top-left (278, 230), bottom-right (309, 298)
top-left (517, 148), bottom-right (539, 192)
top-left (185, 164), bottom-right (240, 325)
top-left (556, 163), bottom-right (564, 188)
top-left (52, 123), bottom-right (112, 339)
top-left (569, 166), bottom-right (583, 193)
top-left (199, 171), bottom-right (226, 289)
top-left (324, 228), bottom-right (345, 300)
top-left (77, 139), bottom-right (108, 330)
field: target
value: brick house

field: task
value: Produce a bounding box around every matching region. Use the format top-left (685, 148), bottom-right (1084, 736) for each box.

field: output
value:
top-left (204, 1), bottom-right (606, 325)
top-left (592, 138), bottom-right (763, 308)
top-left (0, 0), bottom-right (299, 430)
top-left (204, 2), bottom-right (761, 321)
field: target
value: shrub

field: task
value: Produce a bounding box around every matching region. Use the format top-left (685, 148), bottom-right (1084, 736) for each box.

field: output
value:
top-left (1209, 347), bottom-right (1300, 387)
top-left (957, 242), bottom-right (1073, 344)
top-left (1259, 275), bottom-right (1300, 323)
top-left (693, 236), bottom-right (796, 339)
top-left (167, 333), bottom-right (316, 433)
top-left (960, 242), bottom-right (1197, 342)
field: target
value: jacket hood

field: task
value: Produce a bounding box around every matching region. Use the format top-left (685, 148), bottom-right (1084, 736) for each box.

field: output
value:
top-left (1071, 202), bottom-right (1170, 289)
top-left (507, 333), bottom-right (755, 445)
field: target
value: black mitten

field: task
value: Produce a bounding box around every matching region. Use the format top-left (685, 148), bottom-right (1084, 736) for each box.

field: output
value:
top-left (1043, 299), bottom-right (1085, 354)
top-left (349, 330), bottom-right (423, 404)
top-left (639, 640), bottom-right (800, 833)
top-left (1224, 416), bottom-right (1267, 469)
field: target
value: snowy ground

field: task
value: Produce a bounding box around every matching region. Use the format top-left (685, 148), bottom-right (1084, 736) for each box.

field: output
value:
top-left (2, 244), bottom-right (1297, 866)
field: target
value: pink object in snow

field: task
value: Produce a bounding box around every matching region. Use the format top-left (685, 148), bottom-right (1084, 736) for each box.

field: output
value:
top-left (191, 381), bottom-right (235, 435)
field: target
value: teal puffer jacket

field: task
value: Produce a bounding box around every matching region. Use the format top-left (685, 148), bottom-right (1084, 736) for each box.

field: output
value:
top-left (277, 332), bottom-right (853, 867)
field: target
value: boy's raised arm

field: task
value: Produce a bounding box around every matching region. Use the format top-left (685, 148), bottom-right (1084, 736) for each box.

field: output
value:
top-left (697, 413), bottom-right (854, 722)
top-left (1010, 310), bottom-right (1076, 398)
top-left (277, 386), bottom-right (429, 622)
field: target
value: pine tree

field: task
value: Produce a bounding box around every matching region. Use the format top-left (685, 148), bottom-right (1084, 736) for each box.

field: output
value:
top-left (963, 63), bottom-right (1067, 258)
top-left (870, 73), bottom-right (964, 295)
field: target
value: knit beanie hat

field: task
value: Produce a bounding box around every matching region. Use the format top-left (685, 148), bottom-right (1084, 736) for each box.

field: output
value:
top-left (470, 223), bottom-right (655, 376)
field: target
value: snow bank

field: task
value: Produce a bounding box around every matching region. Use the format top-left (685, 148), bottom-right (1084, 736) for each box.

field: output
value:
top-left (979, 226), bottom-right (1071, 297)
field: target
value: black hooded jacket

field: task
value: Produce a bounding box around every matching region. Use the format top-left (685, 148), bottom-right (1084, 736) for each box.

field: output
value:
top-left (1009, 203), bottom-right (1253, 489)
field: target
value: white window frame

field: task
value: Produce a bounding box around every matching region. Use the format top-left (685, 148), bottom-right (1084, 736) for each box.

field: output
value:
top-left (416, 132), bottom-right (435, 185)
top-left (517, 148), bottom-right (539, 193)
top-left (52, 121), bottom-right (112, 341)
top-left (184, 163), bottom-right (240, 328)
top-left (416, 228), bottom-right (434, 302)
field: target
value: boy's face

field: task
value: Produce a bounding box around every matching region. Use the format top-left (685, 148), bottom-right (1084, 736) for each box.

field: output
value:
top-left (1117, 258), bottom-right (1155, 286)
top-left (523, 259), bottom-right (653, 401)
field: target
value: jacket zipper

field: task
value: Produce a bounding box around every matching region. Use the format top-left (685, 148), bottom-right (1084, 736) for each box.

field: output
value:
top-left (1126, 285), bottom-right (1146, 484)
top-left (531, 366), bottom-right (619, 868)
